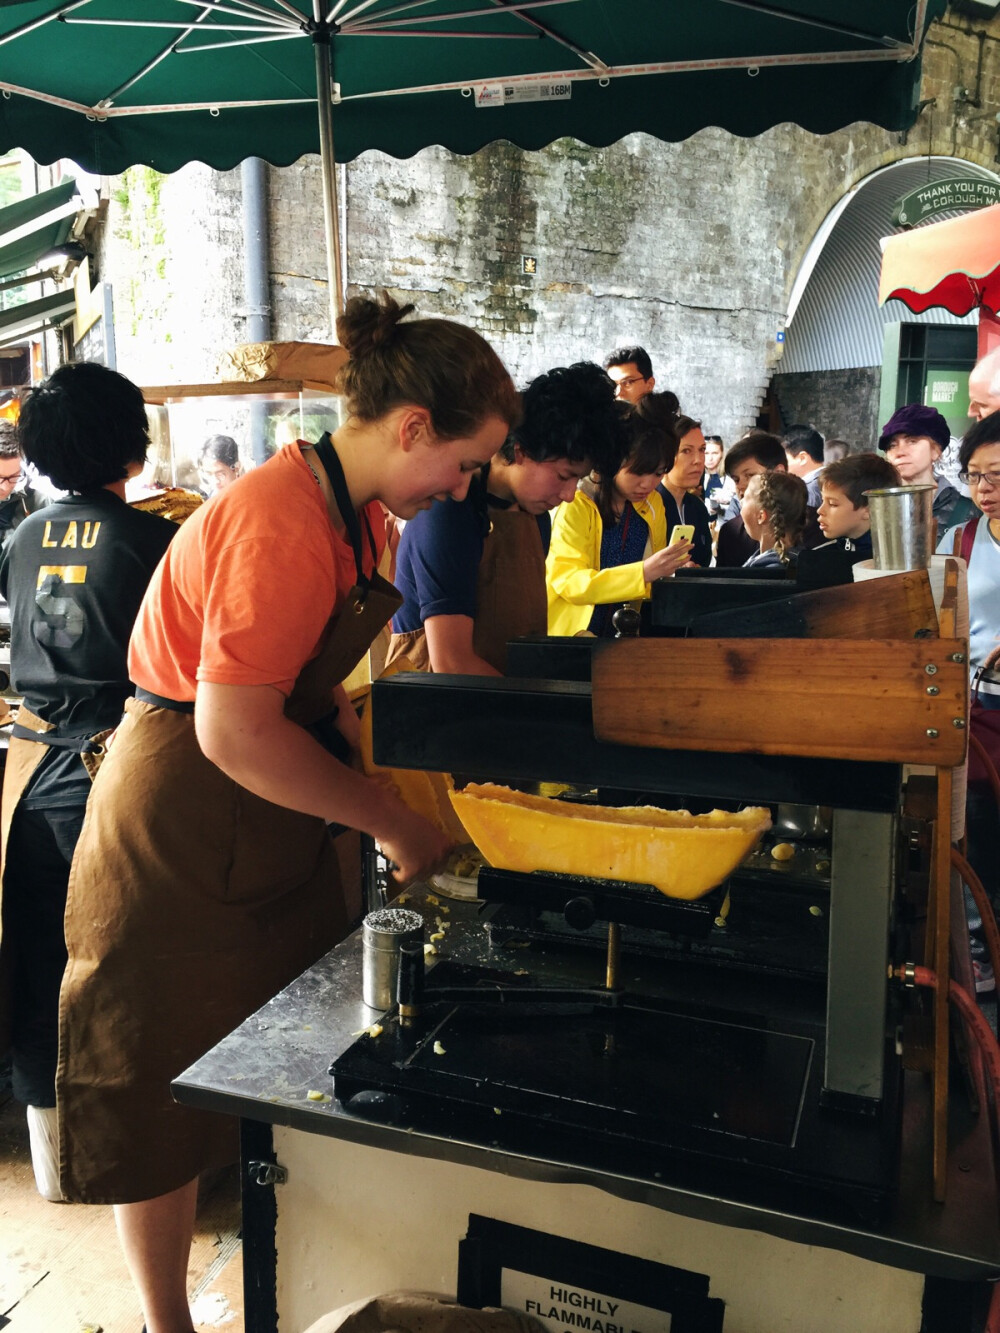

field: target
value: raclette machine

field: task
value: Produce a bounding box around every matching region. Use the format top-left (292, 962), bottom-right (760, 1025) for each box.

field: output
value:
top-left (333, 568), bottom-right (968, 1219)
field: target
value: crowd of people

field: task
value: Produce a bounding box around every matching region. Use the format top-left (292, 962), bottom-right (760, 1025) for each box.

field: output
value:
top-left (0, 308), bottom-right (997, 1333)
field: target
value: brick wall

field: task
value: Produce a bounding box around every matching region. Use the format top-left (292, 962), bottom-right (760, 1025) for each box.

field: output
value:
top-left (771, 368), bottom-right (883, 451)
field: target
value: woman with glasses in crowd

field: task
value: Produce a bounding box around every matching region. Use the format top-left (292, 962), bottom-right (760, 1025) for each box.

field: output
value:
top-left (939, 411), bottom-right (1000, 992)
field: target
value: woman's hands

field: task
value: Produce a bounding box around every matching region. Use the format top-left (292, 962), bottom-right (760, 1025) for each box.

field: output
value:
top-left (195, 681), bottom-right (454, 888)
top-left (643, 539), bottom-right (692, 583)
top-left (374, 799), bottom-right (453, 888)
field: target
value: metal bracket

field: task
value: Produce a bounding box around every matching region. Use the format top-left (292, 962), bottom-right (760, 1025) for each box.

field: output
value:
top-left (248, 1159), bottom-right (288, 1188)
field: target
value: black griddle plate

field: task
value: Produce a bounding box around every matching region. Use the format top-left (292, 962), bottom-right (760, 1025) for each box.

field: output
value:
top-left (331, 978), bottom-right (900, 1224)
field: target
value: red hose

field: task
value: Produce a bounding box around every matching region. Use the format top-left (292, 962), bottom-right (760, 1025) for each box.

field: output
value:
top-left (953, 847), bottom-right (1000, 998)
top-left (893, 966), bottom-right (1000, 1331)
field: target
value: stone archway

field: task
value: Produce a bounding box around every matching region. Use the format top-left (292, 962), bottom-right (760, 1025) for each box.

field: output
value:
top-left (770, 155), bottom-right (1000, 447)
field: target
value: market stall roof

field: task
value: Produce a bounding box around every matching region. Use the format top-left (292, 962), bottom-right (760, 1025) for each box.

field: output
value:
top-left (0, 287), bottom-right (75, 348)
top-left (878, 203), bottom-right (1000, 319)
top-left (0, 1), bottom-right (946, 176)
top-left (0, 178), bottom-right (80, 281)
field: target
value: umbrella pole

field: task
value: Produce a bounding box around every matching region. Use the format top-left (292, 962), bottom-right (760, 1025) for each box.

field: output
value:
top-left (313, 2), bottom-right (344, 331)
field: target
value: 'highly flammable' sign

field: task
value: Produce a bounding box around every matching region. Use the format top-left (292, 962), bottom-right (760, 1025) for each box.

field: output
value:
top-left (501, 1272), bottom-right (673, 1333)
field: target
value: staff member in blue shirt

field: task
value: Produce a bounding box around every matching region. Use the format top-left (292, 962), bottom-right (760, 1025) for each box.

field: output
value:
top-left (387, 362), bottom-right (627, 675)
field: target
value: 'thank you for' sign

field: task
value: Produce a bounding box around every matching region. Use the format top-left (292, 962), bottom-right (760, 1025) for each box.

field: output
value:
top-left (892, 176), bottom-right (1000, 225)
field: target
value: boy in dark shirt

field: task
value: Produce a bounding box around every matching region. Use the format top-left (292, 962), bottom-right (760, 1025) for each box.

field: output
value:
top-left (816, 453), bottom-right (900, 561)
top-left (0, 362), bottom-right (175, 1199)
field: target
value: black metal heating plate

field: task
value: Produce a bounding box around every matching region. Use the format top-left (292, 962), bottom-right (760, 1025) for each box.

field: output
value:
top-left (331, 966), bottom-right (899, 1225)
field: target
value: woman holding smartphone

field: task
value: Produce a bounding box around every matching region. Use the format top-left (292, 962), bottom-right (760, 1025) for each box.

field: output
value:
top-left (546, 411), bottom-right (691, 636)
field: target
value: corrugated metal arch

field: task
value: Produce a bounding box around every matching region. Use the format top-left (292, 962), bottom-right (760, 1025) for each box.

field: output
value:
top-left (781, 156), bottom-right (999, 374)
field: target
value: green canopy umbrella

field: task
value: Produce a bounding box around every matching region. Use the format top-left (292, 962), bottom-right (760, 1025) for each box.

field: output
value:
top-left (0, 0), bottom-right (946, 327)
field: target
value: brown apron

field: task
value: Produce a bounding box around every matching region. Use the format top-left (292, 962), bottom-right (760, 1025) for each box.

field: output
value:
top-left (56, 443), bottom-right (402, 1204)
top-left (385, 505), bottom-right (547, 674)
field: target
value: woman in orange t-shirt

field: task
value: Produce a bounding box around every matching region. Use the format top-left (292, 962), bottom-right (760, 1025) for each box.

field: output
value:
top-left (56, 293), bottom-right (520, 1333)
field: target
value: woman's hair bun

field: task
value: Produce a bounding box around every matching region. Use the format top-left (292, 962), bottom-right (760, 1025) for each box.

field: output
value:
top-left (337, 290), bottom-right (415, 360)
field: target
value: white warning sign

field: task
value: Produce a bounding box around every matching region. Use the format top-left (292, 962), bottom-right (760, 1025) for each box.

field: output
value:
top-left (500, 1271), bottom-right (673, 1333)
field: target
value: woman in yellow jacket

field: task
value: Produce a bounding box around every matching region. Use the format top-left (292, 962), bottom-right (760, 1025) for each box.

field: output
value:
top-left (547, 413), bottom-right (692, 636)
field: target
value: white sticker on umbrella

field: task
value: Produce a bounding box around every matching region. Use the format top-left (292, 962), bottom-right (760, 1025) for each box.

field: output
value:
top-left (475, 82), bottom-right (572, 107)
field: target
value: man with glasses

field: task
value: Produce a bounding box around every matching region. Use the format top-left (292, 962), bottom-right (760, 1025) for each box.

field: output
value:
top-left (0, 421), bottom-right (33, 548)
top-left (604, 346), bottom-right (655, 403)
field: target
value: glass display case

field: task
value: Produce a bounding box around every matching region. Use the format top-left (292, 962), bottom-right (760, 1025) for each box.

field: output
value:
top-left (140, 380), bottom-right (344, 498)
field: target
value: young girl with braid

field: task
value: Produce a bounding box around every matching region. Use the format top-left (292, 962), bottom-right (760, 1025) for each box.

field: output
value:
top-left (740, 469), bottom-right (809, 570)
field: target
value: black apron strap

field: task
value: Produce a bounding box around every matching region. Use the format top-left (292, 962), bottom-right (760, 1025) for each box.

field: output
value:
top-left (11, 723), bottom-right (104, 753)
top-left (134, 687), bottom-right (195, 715)
top-left (313, 433), bottom-right (378, 591)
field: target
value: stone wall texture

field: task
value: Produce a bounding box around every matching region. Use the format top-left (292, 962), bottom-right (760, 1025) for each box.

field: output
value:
top-left (97, 14), bottom-right (1000, 442)
top-left (771, 368), bottom-right (883, 451)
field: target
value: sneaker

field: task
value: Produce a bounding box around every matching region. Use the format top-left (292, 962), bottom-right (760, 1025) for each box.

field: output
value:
top-left (26, 1105), bottom-right (65, 1202)
top-left (974, 960), bottom-right (996, 995)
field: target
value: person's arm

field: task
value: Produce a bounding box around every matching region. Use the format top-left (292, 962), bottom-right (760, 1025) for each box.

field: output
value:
top-left (547, 495), bottom-right (689, 607)
top-left (548, 497), bottom-right (649, 606)
top-left (195, 681), bottom-right (450, 884)
top-left (398, 495), bottom-right (491, 662)
top-left (424, 613), bottom-right (501, 676)
top-left (330, 681), bottom-right (361, 751)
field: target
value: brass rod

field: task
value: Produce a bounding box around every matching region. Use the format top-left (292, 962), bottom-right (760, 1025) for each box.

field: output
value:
top-left (605, 922), bottom-right (620, 991)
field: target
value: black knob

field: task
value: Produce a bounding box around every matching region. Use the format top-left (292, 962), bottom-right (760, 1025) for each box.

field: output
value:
top-left (564, 896), bottom-right (597, 930)
top-left (612, 606), bottom-right (641, 638)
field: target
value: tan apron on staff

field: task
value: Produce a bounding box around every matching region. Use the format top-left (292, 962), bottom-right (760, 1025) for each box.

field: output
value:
top-left (385, 505), bottom-right (547, 675)
top-left (57, 440), bottom-right (402, 1204)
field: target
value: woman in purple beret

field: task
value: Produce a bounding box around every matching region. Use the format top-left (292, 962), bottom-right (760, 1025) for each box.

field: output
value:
top-left (879, 403), bottom-right (977, 535)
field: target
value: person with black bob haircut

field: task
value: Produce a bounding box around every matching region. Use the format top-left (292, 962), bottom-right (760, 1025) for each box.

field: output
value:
top-left (389, 361), bottom-right (628, 675)
top-left (18, 361), bottom-right (151, 493)
top-left (0, 361), bottom-right (176, 1204)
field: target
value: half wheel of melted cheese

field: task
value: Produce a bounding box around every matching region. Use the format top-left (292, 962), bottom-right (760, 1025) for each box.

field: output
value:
top-left (448, 783), bottom-right (771, 900)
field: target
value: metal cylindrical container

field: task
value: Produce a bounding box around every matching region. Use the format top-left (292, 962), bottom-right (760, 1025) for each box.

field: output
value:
top-left (362, 907), bottom-right (424, 1010)
top-left (864, 484), bottom-right (935, 571)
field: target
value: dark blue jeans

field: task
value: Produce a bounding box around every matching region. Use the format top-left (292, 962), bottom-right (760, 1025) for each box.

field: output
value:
top-left (3, 803), bottom-right (86, 1106)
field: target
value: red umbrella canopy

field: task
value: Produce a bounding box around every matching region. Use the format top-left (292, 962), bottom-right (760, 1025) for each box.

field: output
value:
top-left (879, 204), bottom-right (1000, 319)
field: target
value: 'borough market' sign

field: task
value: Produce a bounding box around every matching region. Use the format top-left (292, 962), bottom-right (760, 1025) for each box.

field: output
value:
top-left (892, 176), bottom-right (1000, 226)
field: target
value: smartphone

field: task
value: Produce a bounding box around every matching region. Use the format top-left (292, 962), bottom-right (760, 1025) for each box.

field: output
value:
top-left (668, 524), bottom-right (695, 547)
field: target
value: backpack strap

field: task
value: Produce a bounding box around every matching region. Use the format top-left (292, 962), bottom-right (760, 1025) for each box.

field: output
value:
top-left (957, 514), bottom-right (980, 564)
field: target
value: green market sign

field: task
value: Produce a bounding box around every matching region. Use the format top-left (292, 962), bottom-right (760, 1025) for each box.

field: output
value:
top-left (892, 176), bottom-right (1000, 225)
